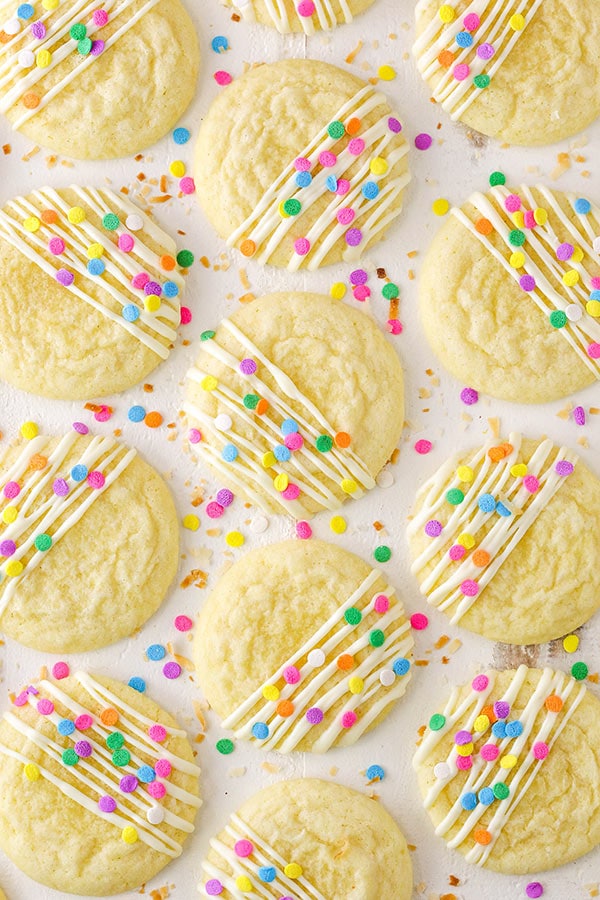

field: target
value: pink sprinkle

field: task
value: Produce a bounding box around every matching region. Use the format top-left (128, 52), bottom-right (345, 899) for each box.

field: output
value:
top-left (3, 481), bottom-right (20, 499)
top-left (591, 277), bottom-right (600, 290)
top-left (449, 544), bottom-right (466, 561)
top-left (52, 661), bottom-right (70, 680)
top-left (180, 176), bottom-right (196, 195)
top-left (296, 520), bottom-right (312, 539)
top-left (206, 501), bottom-right (225, 518)
top-left (37, 698), bottom-right (54, 715)
top-left (387, 319), bottom-right (403, 335)
top-left (13, 692), bottom-right (29, 707)
top-left (523, 475), bottom-right (540, 493)
top-left (154, 758), bottom-right (171, 778)
top-left (463, 12), bottom-right (480, 30)
top-left (214, 70), bottom-right (232, 86)
top-left (504, 194), bottom-right (522, 212)
top-left (587, 342), bottom-right (600, 359)
top-left (180, 306), bottom-right (192, 324)
top-left (147, 781), bottom-right (166, 799)
top-left (341, 710), bottom-right (357, 729)
top-left (75, 714), bottom-right (93, 730)
top-left (284, 432), bottom-right (303, 451)
top-left (336, 178), bottom-right (350, 195)
top-left (414, 439), bottom-right (432, 454)
top-left (132, 272), bottom-right (149, 289)
top-left (374, 594), bottom-right (389, 614)
top-left (472, 674), bottom-right (489, 692)
top-left (283, 665), bottom-right (301, 684)
top-left (87, 470), bottom-right (105, 489)
top-left (460, 387), bottom-right (479, 405)
top-left (294, 237), bottom-right (311, 256)
top-left (348, 137), bottom-right (365, 155)
top-left (118, 233), bottom-right (134, 252)
top-left (174, 615), bottom-right (193, 632)
top-left (94, 406), bottom-right (111, 422)
top-left (337, 208), bottom-right (355, 225)
top-left (573, 405), bottom-right (586, 425)
top-left (453, 63), bottom-right (470, 81)
top-left (294, 157), bottom-right (311, 172)
top-left (148, 724), bottom-right (167, 743)
top-left (282, 483), bottom-right (301, 501)
top-left (533, 741), bottom-right (549, 760)
top-left (480, 743), bottom-right (499, 761)
top-left (353, 284), bottom-right (370, 302)
top-left (456, 754), bottom-right (472, 770)
top-left (48, 236), bottom-right (65, 255)
top-left (524, 210), bottom-right (536, 229)
top-left (319, 150), bottom-right (337, 167)
top-left (460, 579), bottom-right (479, 597)
top-left (188, 428), bottom-right (202, 444)
top-left (297, 0), bottom-right (315, 14)
top-left (72, 421), bottom-right (89, 434)
top-left (410, 612), bottom-right (429, 630)
top-left (235, 839), bottom-right (254, 858)
top-left (92, 9), bottom-right (109, 26)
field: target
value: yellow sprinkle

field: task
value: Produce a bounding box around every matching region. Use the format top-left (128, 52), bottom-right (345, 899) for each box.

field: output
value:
top-left (182, 514), bottom-right (200, 531)
top-left (24, 762), bottom-right (40, 781)
top-left (438, 4), bottom-right (456, 23)
top-left (273, 472), bottom-right (289, 493)
top-left (572, 246), bottom-right (584, 263)
top-left (86, 242), bottom-right (104, 259)
top-left (563, 270), bottom-right (580, 287)
top-left (42, 0), bottom-right (59, 8)
top-left (225, 530), bottom-right (244, 548)
top-left (563, 634), bottom-right (579, 653)
top-left (284, 863), bottom-right (303, 879)
top-left (262, 451), bottom-right (276, 469)
top-left (121, 826), bottom-right (138, 844)
top-left (432, 198), bottom-right (450, 216)
top-left (262, 684), bottom-right (279, 702)
top-left (235, 876), bottom-right (253, 892)
top-left (21, 421), bottom-right (39, 439)
top-left (330, 282), bottom-right (347, 300)
top-left (473, 715), bottom-right (490, 732)
top-left (512, 210), bottom-right (525, 228)
top-left (510, 463), bottom-right (528, 477)
top-left (2, 506), bottom-right (17, 524)
top-left (509, 12), bottom-right (526, 29)
top-left (370, 157), bottom-right (388, 176)
top-left (500, 753), bottom-right (518, 769)
top-left (456, 465), bottom-right (474, 483)
top-left (586, 300), bottom-right (600, 317)
top-left (378, 64), bottom-right (396, 81)
top-left (456, 742), bottom-right (474, 756)
top-left (457, 532), bottom-right (475, 549)
top-left (23, 216), bottom-right (41, 232)
top-left (67, 206), bottom-right (86, 224)
top-left (5, 560), bottom-right (24, 577)
top-left (278, 200), bottom-right (290, 219)
top-left (533, 207), bottom-right (548, 225)
top-left (348, 676), bottom-right (364, 694)
top-left (341, 478), bottom-right (358, 494)
top-left (509, 251), bottom-right (525, 269)
top-left (169, 160), bottom-right (186, 178)
top-left (200, 375), bottom-right (217, 391)
top-left (36, 49), bottom-right (52, 68)
top-left (144, 295), bottom-right (161, 313)
top-left (330, 515), bottom-right (347, 534)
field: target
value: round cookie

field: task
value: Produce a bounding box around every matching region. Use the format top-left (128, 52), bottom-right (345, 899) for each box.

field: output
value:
top-left (0, 430), bottom-right (179, 653)
top-left (414, 665), bottom-right (600, 873)
top-left (194, 540), bottom-right (414, 753)
top-left (225, 0), bottom-right (376, 33)
top-left (407, 432), bottom-right (600, 645)
top-left (194, 59), bottom-right (410, 270)
top-left (413, 0), bottom-right (600, 146)
top-left (419, 182), bottom-right (600, 403)
top-left (0, 184), bottom-right (191, 400)
top-left (201, 778), bottom-right (412, 898)
top-left (0, 0), bottom-right (200, 160)
top-left (0, 669), bottom-right (201, 895)
top-left (183, 292), bottom-right (405, 517)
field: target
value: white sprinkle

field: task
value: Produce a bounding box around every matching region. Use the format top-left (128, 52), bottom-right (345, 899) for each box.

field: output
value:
top-left (146, 805), bottom-right (164, 825)
top-left (249, 515), bottom-right (269, 534)
top-left (17, 49), bottom-right (35, 68)
top-left (214, 414), bottom-right (233, 432)
top-left (307, 649), bottom-right (326, 668)
top-left (4, 18), bottom-right (21, 35)
top-left (565, 303), bottom-right (583, 322)
top-left (593, 235), bottom-right (600, 254)
top-left (434, 762), bottom-right (451, 780)
top-left (379, 669), bottom-right (395, 687)
top-left (125, 214), bottom-right (144, 232)
top-left (376, 469), bottom-right (394, 488)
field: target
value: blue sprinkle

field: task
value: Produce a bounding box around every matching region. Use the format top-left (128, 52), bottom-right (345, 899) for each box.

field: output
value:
top-left (393, 657), bottom-right (410, 676)
top-left (57, 718), bottom-right (75, 736)
top-left (70, 464), bottom-right (88, 482)
top-left (211, 35), bottom-right (229, 53)
top-left (222, 443), bottom-right (238, 462)
top-left (273, 444), bottom-right (291, 462)
top-left (173, 127), bottom-right (191, 145)
top-left (147, 643), bottom-right (166, 661)
top-left (258, 866), bottom-right (277, 883)
top-left (460, 791), bottom-right (477, 811)
top-left (478, 493), bottom-right (496, 513)
top-left (590, 290), bottom-right (600, 301)
top-left (496, 502), bottom-right (512, 517)
top-left (122, 304), bottom-right (140, 322)
top-left (281, 418), bottom-right (299, 435)
top-left (492, 721), bottom-right (507, 739)
top-left (137, 765), bottom-right (156, 783)
top-left (128, 676), bottom-right (146, 693)
top-left (455, 30), bottom-right (473, 47)
top-left (251, 722), bottom-right (269, 740)
top-left (574, 198), bottom-right (592, 215)
top-left (479, 786), bottom-right (495, 806)
top-left (87, 258), bottom-right (105, 276)
top-left (17, 3), bottom-right (34, 18)
top-left (362, 181), bottom-right (380, 200)
top-left (326, 174), bottom-right (338, 192)
top-left (295, 171), bottom-right (312, 188)
top-left (366, 764), bottom-right (385, 781)
top-left (163, 280), bottom-right (179, 298)
top-left (128, 405), bottom-right (146, 423)
top-left (505, 720), bottom-right (523, 738)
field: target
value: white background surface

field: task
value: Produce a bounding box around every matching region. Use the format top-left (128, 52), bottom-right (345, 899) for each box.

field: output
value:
top-left (0, 1), bottom-right (599, 898)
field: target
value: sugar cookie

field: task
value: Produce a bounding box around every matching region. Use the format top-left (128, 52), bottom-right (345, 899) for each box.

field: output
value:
top-left (419, 182), bottom-right (600, 402)
top-left (184, 292), bottom-right (404, 517)
top-left (0, 670), bottom-right (201, 895)
top-left (0, 0), bottom-right (200, 159)
top-left (413, 1), bottom-right (600, 146)
top-left (414, 665), bottom-right (600, 873)
top-left (225, 0), bottom-right (376, 33)
top-left (201, 778), bottom-right (412, 899)
top-left (194, 540), bottom-right (414, 753)
top-left (408, 432), bottom-right (600, 645)
top-left (194, 59), bottom-right (410, 269)
top-left (0, 430), bottom-right (179, 652)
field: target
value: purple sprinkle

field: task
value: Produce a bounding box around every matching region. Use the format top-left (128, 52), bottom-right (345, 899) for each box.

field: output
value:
top-left (74, 740), bottom-right (92, 758)
top-left (345, 228), bottom-right (362, 247)
top-left (350, 268), bottom-right (368, 285)
top-left (72, 421), bottom-right (89, 435)
top-left (205, 881), bottom-right (224, 897)
top-left (98, 795), bottom-right (117, 813)
top-left (163, 661), bottom-right (182, 680)
top-left (120, 775), bottom-right (139, 793)
top-left (555, 460), bottom-right (574, 476)
top-left (388, 116), bottom-right (402, 133)
top-left (494, 700), bottom-right (510, 719)
top-left (520, 274), bottom-right (536, 292)
top-left (425, 519), bottom-right (443, 538)
top-left (477, 42), bottom-right (495, 59)
top-left (144, 281), bottom-right (162, 296)
top-left (216, 488), bottom-right (234, 507)
top-left (3, 481), bottom-right (19, 498)
top-left (306, 707), bottom-right (324, 725)
top-left (556, 242), bottom-right (574, 261)
top-left (460, 387), bottom-right (479, 405)
top-left (573, 406), bottom-right (586, 426)
top-left (526, 884), bottom-right (544, 899)
top-left (91, 39), bottom-right (105, 56)
top-left (56, 268), bottom-right (74, 287)
top-left (30, 20), bottom-right (46, 39)
top-left (415, 132), bottom-right (433, 150)
top-left (0, 540), bottom-right (16, 557)
top-left (52, 478), bottom-right (69, 497)
top-left (239, 358), bottom-right (257, 375)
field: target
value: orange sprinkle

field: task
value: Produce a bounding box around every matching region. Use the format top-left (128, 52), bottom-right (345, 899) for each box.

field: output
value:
top-left (144, 411), bottom-right (163, 428)
top-left (474, 829), bottom-right (492, 846)
top-left (337, 654), bottom-right (354, 671)
top-left (100, 708), bottom-right (119, 726)
top-left (239, 238), bottom-right (256, 258)
top-left (346, 117), bottom-right (362, 135)
top-left (488, 445), bottom-right (506, 462)
top-left (41, 209), bottom-right (58, 225)
top-left (481, 704), bottom-right (497, 725)
top-left (160, 254), bottom-right (176, 271)
top-left (472, 549), bottom-right (490, 567)
top-left (256, 398), bottom-right (269, 416)
top-left (277, 700), bottom-right (294, 718)
top-left (335, 432), bottom-right (351, 448)
top-left (438, 49), bottom-right (455, 68)
top-left (29, 454), bottom-right (48, 471)
top-left (475, 217), bottom-right (493, 236)
top-left (23, 93), bottom-right (41, 109)
top-left (499, 442), bottom-right (514, 456)
top-left (0, 31), bottom-right (11, 44)
top-left (545, 694), bottom-right (563, 713)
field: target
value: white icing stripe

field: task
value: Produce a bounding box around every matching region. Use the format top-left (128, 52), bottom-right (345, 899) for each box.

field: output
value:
top-left (232, 0), bottom-right (353, 35)
top-left (0, 433), bottom-right (136, 616)
top-left (413, 0), bottom-right (543, 121)
top-left (227, 85), bottom-right (409, 270)
top-left (413, 666), bottom-right (586, 866)
top-left (203, 812), bottom-right (326, 899)
top-left (0, 185), bottom-right (181, 359)
top-left (1, 0), bottom-right (162, 128)
top-left (452, 185), bottom-right (600, 378)
top-left (0, 672), bottom-right (200, 857)
top-left (408, 434), bottom-right (577, 623)
top-left (221, 570), bottom-right (413, 754)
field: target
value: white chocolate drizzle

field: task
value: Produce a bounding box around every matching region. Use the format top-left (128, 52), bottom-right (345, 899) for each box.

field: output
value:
top-left (413, 0), bottom-right (544, 121)
top-left (227, 85), bottom-right (409, 270)
top-left (220, 569), bottom-right (414, 753)
top-left (413, 666), bottom-right (586, 866)
top-left (0, 432), bottom-right (135, 616)
top-left (0, 184), bottom-right (182, 359)
top-left (232, 0), bottom-right (353, 35)
top-left (408, 433), bottom-right (577, 623)
top-left (0, 672), bottom-right (201, 857)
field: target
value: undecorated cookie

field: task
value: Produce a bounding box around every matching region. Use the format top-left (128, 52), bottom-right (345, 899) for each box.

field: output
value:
top-left (407, 432), bottom-right (600, 645)
top-left (0, 0), bottom-right (200, 159)
top-left (201, 778), bottom-right (412, 899)
top-left (194, 59), bottom-right (410, 269)
top-left (183, 292), bottom-right (404, 517)
top-left (419, 182), bottom-right (600, 403)
top-left (413, 0), bottom-right (600, 146)
top-left (414, 665), bottom-right (600, 873)
top-left (225, 0), bottom-right (376, 34)
top-left (194, 540), bottom-right (414, 753)
top-left (0, 429), bottom-right (179, 653)
top-left (0, 668), bottom-right (201, 895)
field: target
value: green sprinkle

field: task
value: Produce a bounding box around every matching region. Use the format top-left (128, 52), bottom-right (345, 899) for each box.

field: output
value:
top-left (489, 171), bottom-right (506, 187)
top-left (216, 738), bottom-right (235, 755)
top-left (382, 282), bottom-right (399, 300)
top-left (473, 74), bottom-right (490, 89)
top-left (102, 213), bottom-right (120, 231)
top-left (508, 229), bottom-right (526, 247)
top-left (112, 748), bottom-right (131, 767)
top-left (549, 310), bottom-right (567, 329)
top-left (177, 249), bottom-right (195, 268)
top-left (69, 22), bottom-right (87, 40)
top-left (34, 533), bottom-right (52, 551)
top-left (344, 607), bottom-right (363, 626)
top-left (77, 37), bottom-right (92, 55)
top-left (106, 731), bottom-right (125, 751)
top-left (283, 198), bottom-right (301, 216)
top-left (571, 661), bottom-right (588, 681)
top-left (243, 393), bottom-right (260, 410)
top-left (493, 782), bottom-right (510, 800)
top-left (316, 434), bottom-right (333, 453)
top-left (446, 488), bottom-right (465, 506)
top-left (328, 120), bottom-right (346, 139)
top-left (200, 330), bottom-right (215, 341)
top-left (62, 748), bottom-right (79, 766)
top-left (374, 545), bottom-right (391, 563)
top-left (429, 713), bottom-right (446, 731)
top-left (369, 629), bottom-right (385, 647)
